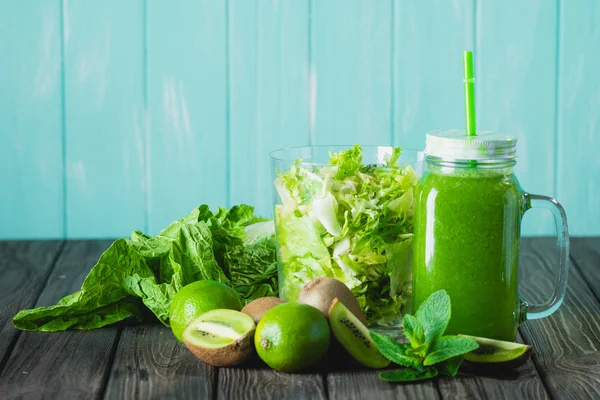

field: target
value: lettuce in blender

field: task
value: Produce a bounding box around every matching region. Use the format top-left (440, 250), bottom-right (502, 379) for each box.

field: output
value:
top-left (273, 145), bottom-right (418, 325)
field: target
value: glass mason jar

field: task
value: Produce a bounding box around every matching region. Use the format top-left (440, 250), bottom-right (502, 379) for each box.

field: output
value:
top-left (413, 130), bottom-right (569, 341)
top-left (270, 145), bottom-right (423, 329)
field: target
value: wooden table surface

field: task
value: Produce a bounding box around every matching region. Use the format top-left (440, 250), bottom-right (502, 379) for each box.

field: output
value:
top-left (0, 238), bottom-right (599, 400)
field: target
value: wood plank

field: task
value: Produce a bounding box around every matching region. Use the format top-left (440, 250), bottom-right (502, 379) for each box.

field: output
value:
top-left (228, 0), bottom-right (310, 218)
top-left (103, 324), bottom-right (216, 400)
top-left (146, 0), bottom-right (227, 233)
top-left (556, 1), bottom-right (600, 236)
top-left (312, 0), bottom-right (392, 145)
top-left (393, 0), bottom-right (474, 149)
top-left (0, 241), bottom-right (64, 374)
top-left (571, 237), bottom-right (600, 300)
top-left (518, 238), bottom-right (600, 399)
top-left (327, 369), bottom-right (438, 400)
top-left (0, 240), bottom-right (120, 399)
top-left (63, 0), bottom-right (146, 237)
top-left (437, 333), bottom-right (549, 400)
top-left (217, 365), bottom-right (327, 400)
top-left (0, 1), bottom-right (64, 238)
top-left (477, 0), bottom-right (558, 236)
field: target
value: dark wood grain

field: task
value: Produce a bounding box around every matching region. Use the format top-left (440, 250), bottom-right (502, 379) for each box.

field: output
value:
top-left (217, 365), bottom-right (327, 400)
top-left (0, 240), bottom-right (64, 374)
top-left (571, 237), bottom-right (600, 301)
top-left (103, 324), bottom-right (216, 400)
top-left (518, 238), bottom-right (600, 400)
top-left (0, 240), bottom-right (119, 400)
top-left (327, 369), bottom-right (439, 400)
top-left (436, 333), bottom-right (549, 400)
top-left (1, 238), bottom-right (600, 399)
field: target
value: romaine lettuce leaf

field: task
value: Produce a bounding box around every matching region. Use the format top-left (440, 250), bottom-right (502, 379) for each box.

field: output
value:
top-left (224, 221), bottom-right (279, 301)
top-left (13, 205), bottom-right (278, 332)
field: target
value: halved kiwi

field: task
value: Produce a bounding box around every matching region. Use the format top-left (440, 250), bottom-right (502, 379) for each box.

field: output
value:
top-left (328, 298), bottom-right (390, 369)
top-left (298, 277), bottom-right (367, 324)
top-left (182, 309), bottom-right (256, 367)
top-left (460, 334), bottom-right (532, 369)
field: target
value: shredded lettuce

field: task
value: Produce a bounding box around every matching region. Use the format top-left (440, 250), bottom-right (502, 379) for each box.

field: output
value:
top-left (274, 145), bottom-right (418, 325)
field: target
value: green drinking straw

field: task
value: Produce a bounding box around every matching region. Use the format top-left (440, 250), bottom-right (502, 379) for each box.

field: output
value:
top-left (463, 50), bottom-right (476, 137)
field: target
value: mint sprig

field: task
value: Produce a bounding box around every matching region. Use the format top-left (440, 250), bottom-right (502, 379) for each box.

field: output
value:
top-left (379, 367), bottom-right (438, 382)
top-left (436, 355), bottom-right (464, 377)
top-left (369, 290), bottom-right (478, 383)
top-left (415, 290), bottom-right (451, 345)
top-left (369, 333), bottom-right (422, 370)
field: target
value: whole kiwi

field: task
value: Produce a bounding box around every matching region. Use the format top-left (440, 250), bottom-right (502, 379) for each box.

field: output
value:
top-left (297, 277), bottom-right (367, 324)
top-left (241, 297), bottom-right (285, 324)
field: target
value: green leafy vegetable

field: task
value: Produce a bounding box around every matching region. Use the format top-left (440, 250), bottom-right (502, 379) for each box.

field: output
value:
top-left (436, 356), bottom-right (464, 377)
top-left (402, 314), bottom-right (425, 349)
top-left (13, 205), bottom-right (278, 332)
top-left (224, 220), bottom-right (279, 300)
top-left (329, 144), bottom-right (363, 179)
top-left (369, 290), bottom-right (479, 383)
top-left (405, 343), bottom-right (428, 358)
top-left (370, 331), bottom-right (422, 369)
top-left (274, 145), bottom-right (418, 325)
top-left (423, 336), bottom-right (479, 366)
top-left (415, 289), bottom-right (451, 345)
top-left (379, 367), bottom-right (438, 382)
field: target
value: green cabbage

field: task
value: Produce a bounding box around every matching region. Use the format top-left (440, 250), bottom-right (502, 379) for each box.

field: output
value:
top-left (275, 145), bottom-right (418, 325)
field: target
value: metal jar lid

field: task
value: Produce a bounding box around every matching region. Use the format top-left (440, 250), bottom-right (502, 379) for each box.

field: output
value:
top-left (425, 129), bottom-right (517, 160)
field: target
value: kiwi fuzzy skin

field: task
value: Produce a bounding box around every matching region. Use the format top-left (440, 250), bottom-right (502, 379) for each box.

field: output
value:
top-left (298, 277), bottom-right (367, 324)
top-left (184, 330), bottom-right (255, 367)
top-left (241, 297), bottom-right (285, 324)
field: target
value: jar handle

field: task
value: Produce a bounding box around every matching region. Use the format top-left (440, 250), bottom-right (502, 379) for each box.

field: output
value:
top-left (520, 193), bottom-right (570, 322)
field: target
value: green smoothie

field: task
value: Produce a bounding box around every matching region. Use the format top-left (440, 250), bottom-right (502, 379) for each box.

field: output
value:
top-left (413, 165), bottom-right (522, 341)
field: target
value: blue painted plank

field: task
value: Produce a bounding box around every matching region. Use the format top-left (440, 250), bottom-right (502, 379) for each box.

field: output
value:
top-left (63, 0), bottom-right (146, 238)
top-left (228, 0), bottom-right (310, 218)
top-left (557, 0), bottom-right (600, 236)
top-left (146, 0), bottom-right (228, 233)
top-left (0, 1), bottom-right (64, 238)
top-left (312, 0), bottom-right (392, 145)
top-left (477, 0), bottom-right (558, 236)
top-left (0, 1), bottom-right (597, 238)
top-left (393, 0), bottom-right (475, 150)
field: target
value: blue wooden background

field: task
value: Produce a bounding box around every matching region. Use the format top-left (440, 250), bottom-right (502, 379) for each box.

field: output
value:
top-left (1, 0), bottom-right (598, 239)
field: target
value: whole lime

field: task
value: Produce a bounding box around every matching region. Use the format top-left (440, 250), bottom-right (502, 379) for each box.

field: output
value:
top-left (254, 302), bottom-right (330, 372)
top-left (169, 280), bottom-right (242, 342)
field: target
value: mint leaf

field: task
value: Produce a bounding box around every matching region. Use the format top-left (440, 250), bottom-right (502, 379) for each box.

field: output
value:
top-left (423, 335), bottom-right (479, 366)
top-left (436, 355), bottom-right (464, 377)
top-left (415, 290), bottom-right (451, 345)
top-left (379, 367), bottom-right (438, 382)
top-left (406, 343), bottom-right (428, 359)
top-left (402, 314), bottom-right (425, 348)
top-left (370, 331), bottom-right (422, 369)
